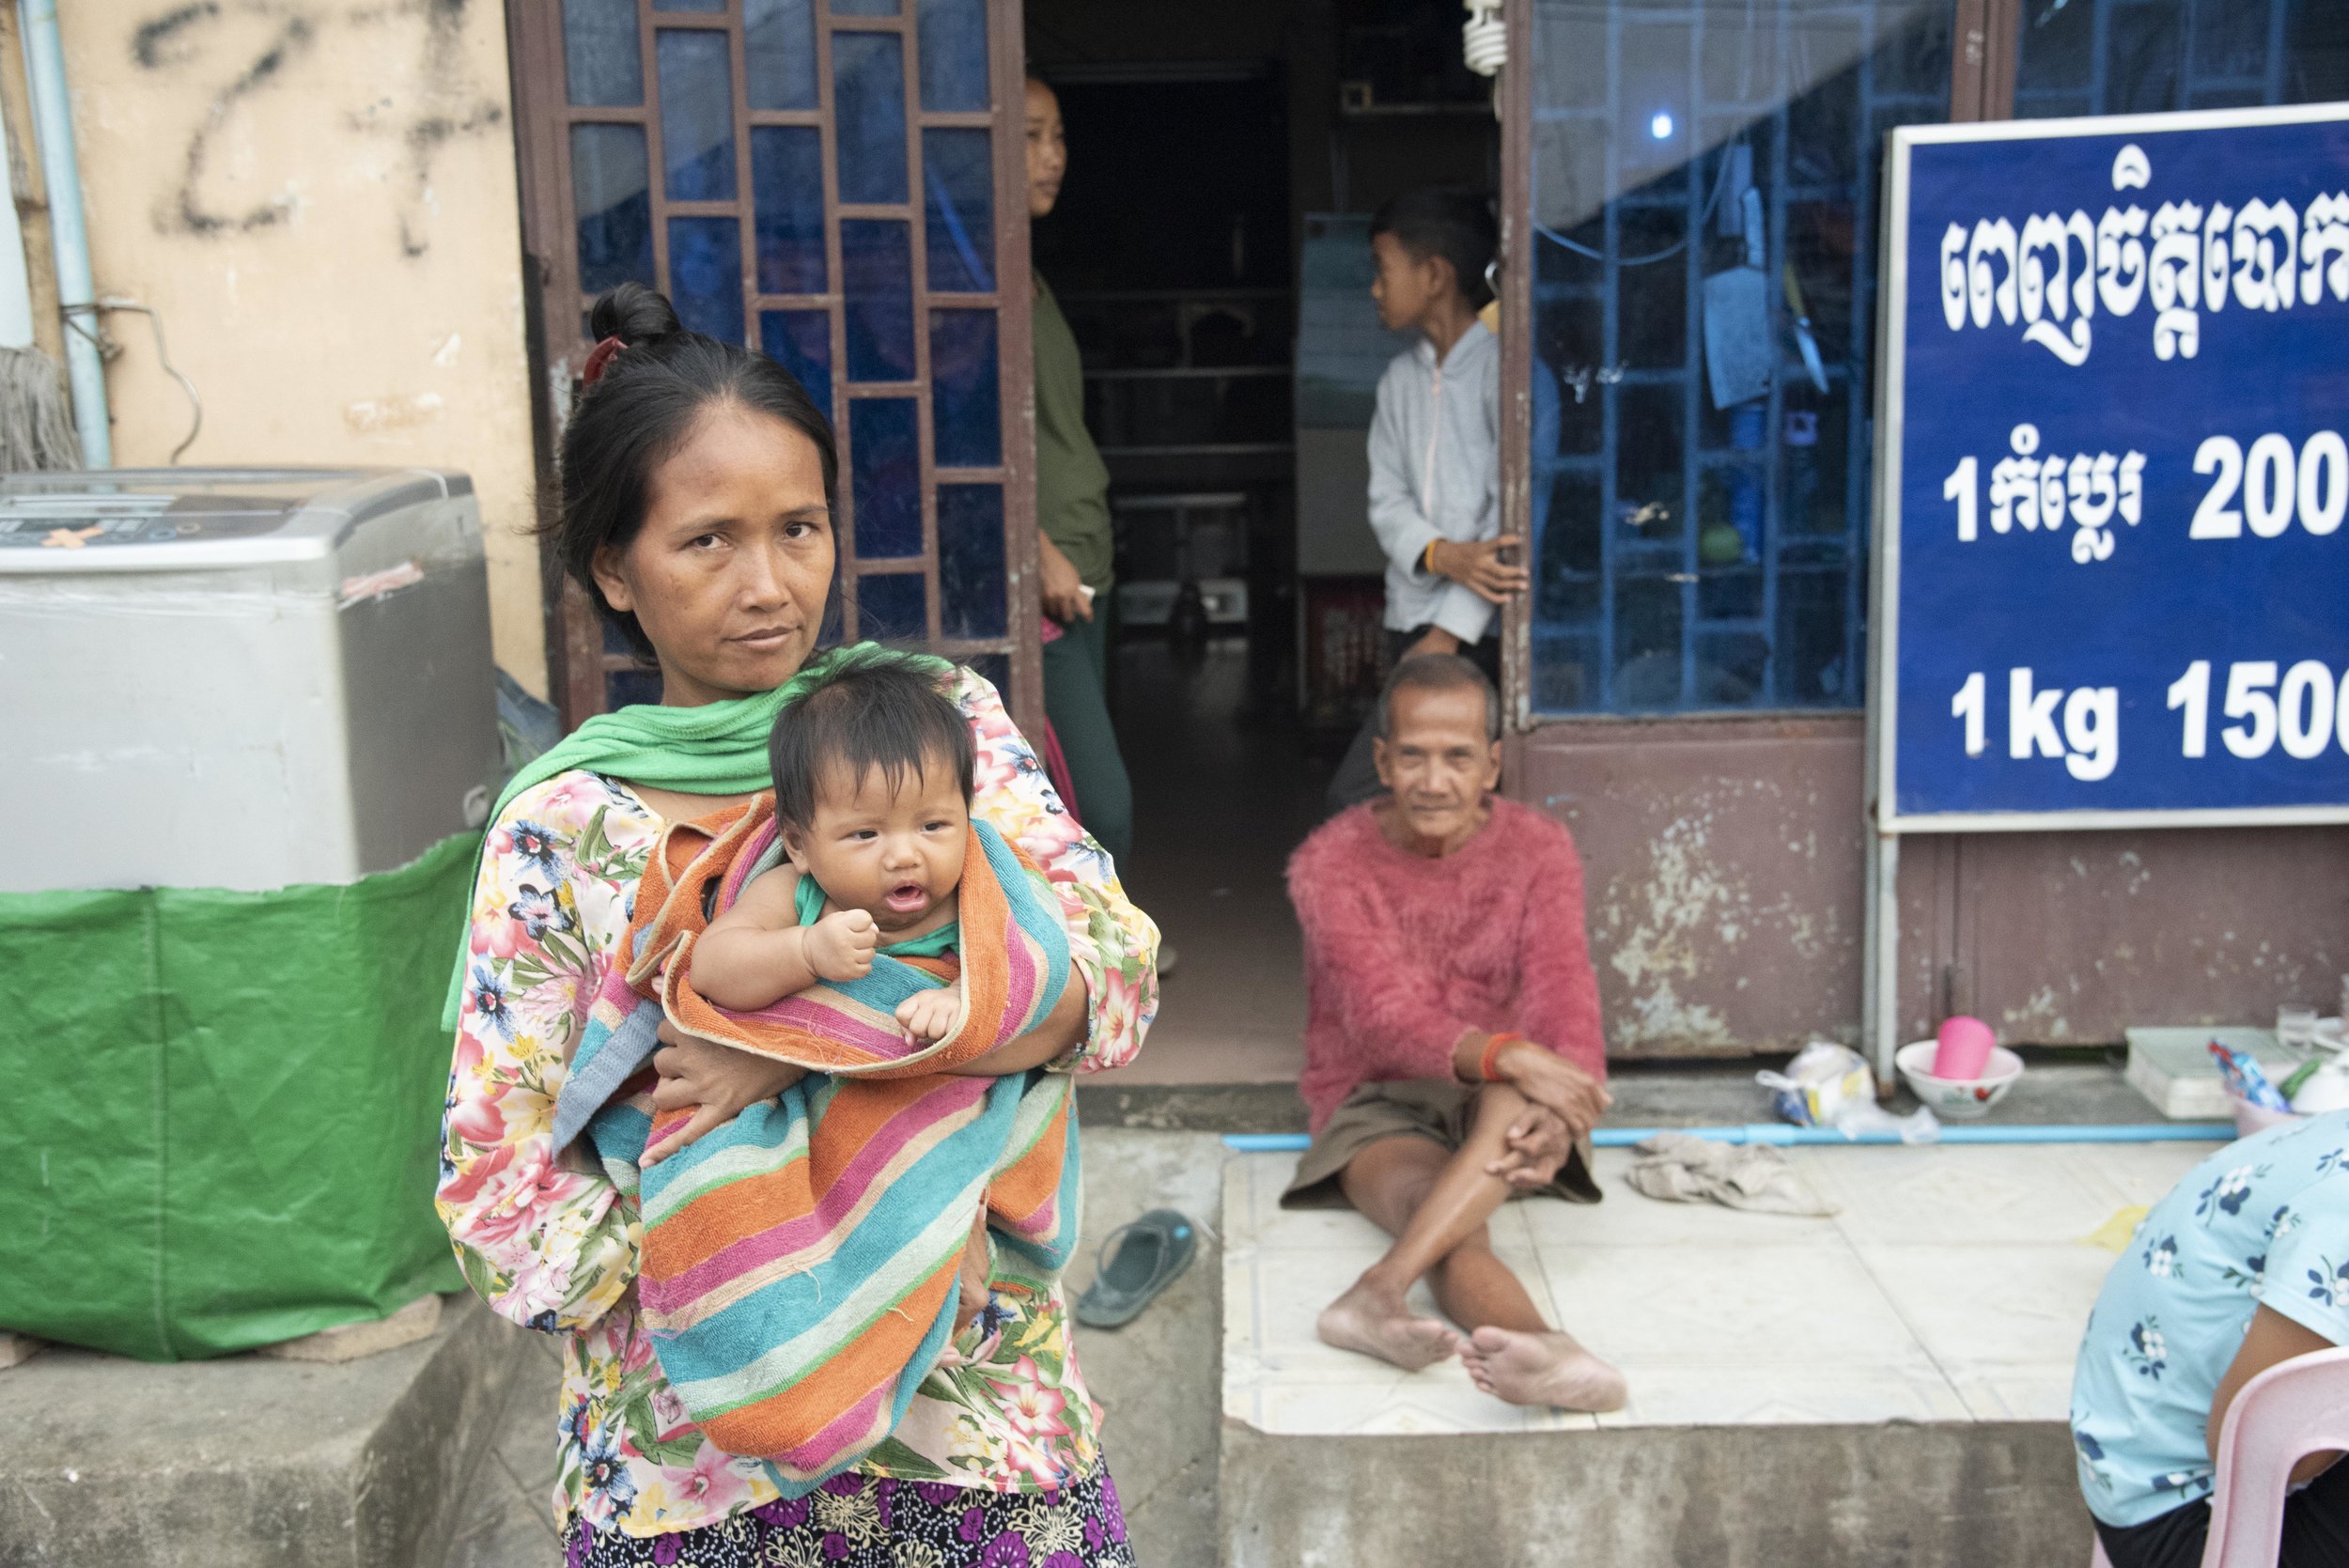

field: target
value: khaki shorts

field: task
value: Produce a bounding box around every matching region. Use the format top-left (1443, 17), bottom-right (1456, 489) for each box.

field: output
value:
top-left (1281, 1079), bottom-right (1603, 1209)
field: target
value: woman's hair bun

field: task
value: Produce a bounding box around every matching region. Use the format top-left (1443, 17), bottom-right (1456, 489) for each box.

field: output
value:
top-left (589, 281), bottom-right (684, 346)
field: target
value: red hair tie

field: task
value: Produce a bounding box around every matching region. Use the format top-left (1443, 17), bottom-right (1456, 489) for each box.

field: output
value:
top-left (581, 334), bottom-right (626, 386)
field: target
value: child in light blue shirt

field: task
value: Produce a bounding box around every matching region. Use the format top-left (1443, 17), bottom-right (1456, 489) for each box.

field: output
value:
top-left (2071, 1110), bottom-right (2349, 1567)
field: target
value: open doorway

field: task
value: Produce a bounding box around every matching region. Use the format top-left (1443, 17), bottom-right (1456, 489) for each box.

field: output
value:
top-left (1027, 2), bottom-right (1497, 1084)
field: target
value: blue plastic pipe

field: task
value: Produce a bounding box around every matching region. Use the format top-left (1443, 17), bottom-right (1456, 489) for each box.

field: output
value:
top-left (1221, 1122), bottom-right (2233, 1153)
top-left (18, 0), bottom-right (108, 466)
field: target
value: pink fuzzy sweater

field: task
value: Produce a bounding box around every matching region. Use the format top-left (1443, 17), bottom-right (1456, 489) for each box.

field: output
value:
top-left (1286, 797), bottom-right (1607, 1132)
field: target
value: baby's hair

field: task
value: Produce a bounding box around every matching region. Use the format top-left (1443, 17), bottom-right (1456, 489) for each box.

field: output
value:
top-left (1370, 187), bottom-right (1498, 308)
top-left (770, 649), bottom-right (975, 833)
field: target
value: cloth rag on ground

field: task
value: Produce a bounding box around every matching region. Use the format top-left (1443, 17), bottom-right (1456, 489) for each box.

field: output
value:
top-left (1623, 1132), bottom-right (1837, 1217)
top-left (551, 790), bottom-right (1078, 1488)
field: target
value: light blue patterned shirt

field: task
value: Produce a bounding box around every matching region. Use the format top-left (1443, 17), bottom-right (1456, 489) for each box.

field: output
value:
top-left (2071, 1111), bottom-right (2349, 1527)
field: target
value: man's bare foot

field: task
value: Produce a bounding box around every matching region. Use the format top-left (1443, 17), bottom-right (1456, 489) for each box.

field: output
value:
top-left (1460, 1326), bottom-right (1627, 1412)
top-left (1316, 1281), bottom-right (1459, 1371)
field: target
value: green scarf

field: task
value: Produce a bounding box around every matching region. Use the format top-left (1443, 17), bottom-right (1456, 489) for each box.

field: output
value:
top-left (443, 642), bottom-right (951, 1030)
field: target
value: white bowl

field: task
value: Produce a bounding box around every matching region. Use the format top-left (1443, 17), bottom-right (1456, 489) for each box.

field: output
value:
top-left (1896, 1040), bottom-right (2025, 1120)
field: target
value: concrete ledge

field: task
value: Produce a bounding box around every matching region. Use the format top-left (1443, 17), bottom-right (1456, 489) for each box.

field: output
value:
top-left (254, 1293), bottom-right (443, 1365)
top-left (0, 1294), bottom-right (535, 1568)
top-left (1065, 1129), bottom-right (1228, 1568)
top-left (1079, 1082), bottom-right (1307, 1134)
top-left (1219, 1421), bottom-right (2091, 1568)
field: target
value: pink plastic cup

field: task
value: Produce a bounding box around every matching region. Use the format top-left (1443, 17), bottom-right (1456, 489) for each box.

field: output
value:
top-left (1933, 1016), bottom-right (1997, 1080)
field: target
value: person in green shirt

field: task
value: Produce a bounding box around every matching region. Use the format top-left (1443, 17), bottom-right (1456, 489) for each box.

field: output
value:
top-left (1025, 75), bottom-right (1134, 875)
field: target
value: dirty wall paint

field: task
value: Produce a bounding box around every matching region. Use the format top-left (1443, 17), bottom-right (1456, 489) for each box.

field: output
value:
top-left (1892, 827), bottom-right (2349, 1048)
top-left (1512, 718), bottom-right (1867, 1058)
top-left (57, 0), bottom-right (543, 692)
top-left (1515, 718), bottom-right (2349, 1057)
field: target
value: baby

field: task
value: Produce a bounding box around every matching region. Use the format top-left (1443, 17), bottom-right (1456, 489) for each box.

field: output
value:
top-left (692, 651), bottom-right (975, 1044)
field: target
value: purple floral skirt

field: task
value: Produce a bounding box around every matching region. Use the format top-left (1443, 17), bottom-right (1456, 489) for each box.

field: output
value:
top-left (563, 1464), bottom-right (1136, 1568)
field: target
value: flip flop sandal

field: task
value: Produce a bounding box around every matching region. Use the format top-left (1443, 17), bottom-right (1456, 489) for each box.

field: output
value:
top-left (1074, 1208), bottom-right (1198, 1329)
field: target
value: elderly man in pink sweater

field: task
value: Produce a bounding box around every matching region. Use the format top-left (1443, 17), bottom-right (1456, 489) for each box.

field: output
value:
top-left (1284, 654), bottom-right (1625, 1411)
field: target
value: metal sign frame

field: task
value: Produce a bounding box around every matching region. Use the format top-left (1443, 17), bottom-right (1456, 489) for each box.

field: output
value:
top-left (1862, 102), bottom-right (2349, 1074)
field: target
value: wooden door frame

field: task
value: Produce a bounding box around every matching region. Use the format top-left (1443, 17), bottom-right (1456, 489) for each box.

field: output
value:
top-left (504, 0), bottom-right (1044, 738)
top-left (506, 0), bottom-right (600, 727)
top-left (987, 0), bottom-right (1044, 744)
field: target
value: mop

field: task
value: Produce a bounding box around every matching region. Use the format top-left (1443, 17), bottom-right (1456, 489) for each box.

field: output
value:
top-left (0, 343), bottom-right (77, 472)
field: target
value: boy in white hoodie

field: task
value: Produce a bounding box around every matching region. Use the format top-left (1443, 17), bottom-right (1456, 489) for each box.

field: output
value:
top-left (1328, 188), bottom-right (1529, 813)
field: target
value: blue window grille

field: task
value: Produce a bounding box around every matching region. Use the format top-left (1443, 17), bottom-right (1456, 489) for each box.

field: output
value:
top-left (546, 0), bottom-right (1025, 716)
top-left (1526, 0), bottom-right (1954, 716)
top-left (2012, 0), bottom-right (2348, 119)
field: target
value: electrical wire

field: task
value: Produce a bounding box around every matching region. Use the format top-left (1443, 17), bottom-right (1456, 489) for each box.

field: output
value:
top-left (1535, 137), bottom-right (1742, 266)
top-left (69, 298), bottom-right (202, 462)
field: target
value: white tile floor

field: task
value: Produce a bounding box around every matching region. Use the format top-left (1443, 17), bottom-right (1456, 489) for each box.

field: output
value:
top-left (1221, 1139), bottom-right (2217, 1436)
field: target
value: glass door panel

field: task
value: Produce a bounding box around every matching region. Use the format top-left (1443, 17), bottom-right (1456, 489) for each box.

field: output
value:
top-left (1522, 0), bottom-right (1957, 717)
top-left (518, 0), bottom-right (1037, 725)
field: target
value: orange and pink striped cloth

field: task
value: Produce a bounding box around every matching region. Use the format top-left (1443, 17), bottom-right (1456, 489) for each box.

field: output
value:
top-left (552, 795), bottom-right (1077, 1492)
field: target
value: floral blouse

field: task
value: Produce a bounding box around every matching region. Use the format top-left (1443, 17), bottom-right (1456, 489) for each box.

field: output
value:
top-left (436, 670), bottom-right (1159, 1539)
top-left (2070, 1111), bottom-right (2349, 1528)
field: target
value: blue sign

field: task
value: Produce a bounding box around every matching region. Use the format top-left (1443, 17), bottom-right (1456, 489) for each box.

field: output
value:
top-left (1876, 106), bottom-right (2349, 829)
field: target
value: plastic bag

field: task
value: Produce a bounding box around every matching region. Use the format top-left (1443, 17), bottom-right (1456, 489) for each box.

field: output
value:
top-left (0, 833), bottom-right (474, 1359)
top-left (1756, 1042), bottom-right (1940, 1144)
top-left (1756, 1042), bottom-right (1873, 1127)
top-left (2210, 1039), bottom-right (2292, 1111)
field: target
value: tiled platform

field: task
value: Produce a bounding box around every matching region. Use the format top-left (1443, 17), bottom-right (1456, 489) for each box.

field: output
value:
top-left (1221, 1139), bottom-right (2213, 1437)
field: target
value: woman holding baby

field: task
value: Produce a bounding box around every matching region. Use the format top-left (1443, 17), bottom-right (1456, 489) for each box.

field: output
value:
top-left (436, 282), bottom-right (1159, 1567)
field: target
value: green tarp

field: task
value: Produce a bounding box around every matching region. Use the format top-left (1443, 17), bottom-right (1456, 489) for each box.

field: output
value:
top-left (0, 834), bottom-right (476, 1360)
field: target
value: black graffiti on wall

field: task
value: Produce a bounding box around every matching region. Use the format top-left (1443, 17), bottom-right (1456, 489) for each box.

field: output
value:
top-left (132, 0), bottom-right (504, 256)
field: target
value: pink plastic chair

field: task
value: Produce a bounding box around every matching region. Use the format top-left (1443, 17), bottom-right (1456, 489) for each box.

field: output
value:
top-left (2090, 1346), bottom-right (2349, 1567)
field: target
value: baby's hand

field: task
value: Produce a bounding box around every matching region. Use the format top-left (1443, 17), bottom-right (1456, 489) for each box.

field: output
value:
top-left (802, 908), bottom-right (879, 982)
top-left (896, 989), bottom-right (961, 1043)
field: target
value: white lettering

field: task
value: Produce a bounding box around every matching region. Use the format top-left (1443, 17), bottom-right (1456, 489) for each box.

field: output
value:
top-left (2068, 451), bottom-right (2120, 563)
top-left (2221, 660), bottom-right (2279, 759)
top-left (2303, 193), bottom-right (2349, 304)
top-left (1952, 671), bottom-right (1986, 756)
top-left (1940, 223), bottom-right (1970, 331)
top-left (2149, 200), bottom-right (2203, 360)
top-left (1945, 455), bottom-right (1979, 541)
top-left (1990, 424), bottom-right (2040, 533)
top-left (2190, 436), bottom-right (2245, 539)
top-left (2010, 667), bottom-right (2064, 760)
top-left (2279, 661), bottom-right (2336, 759)
top-left (1970, 218), bottom-right (2019, 327)
top-left (2097, 204), bottom-right (2149, 317)
top-left (2063, 687), bottom-right (2120, 781)
top-left (2299, 431), bottom-right (2348, 536)
top-left (2232, 199), bottom-right (2298, 312)
top-left (2203, 201), bottom-right (2235, 318)
top-left (1932, 153), bottom-right (2349, 361)
top-left (2246, 433), bottom-right (2295, 538)
top-left (2169, 660), bottom-right (2211, 758)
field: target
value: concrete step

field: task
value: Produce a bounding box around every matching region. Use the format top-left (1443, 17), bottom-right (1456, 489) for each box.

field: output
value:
top-left (1218, 1421), bottom-right (2084, 1568)
top-left (1210, 1137), bottom-right (2207, 1567)
top-left (4, 1119), bottom-right (2170, 1567)
top-left (1066, 1129), bottom-right (1230, 1567)
top-left (0, 1294), bottom-right (537, 1568)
